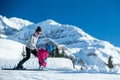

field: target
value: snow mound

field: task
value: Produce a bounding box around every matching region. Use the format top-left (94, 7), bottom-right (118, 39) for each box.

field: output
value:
top-left (0, 38), bottom-right (25, 59)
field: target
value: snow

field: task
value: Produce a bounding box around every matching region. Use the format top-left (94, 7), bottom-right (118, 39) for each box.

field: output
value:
top-left (0, 38), bottom-right (120, 80)
top-left (0, 70), bottom-right (120, 80)
top-left (0, 15), bottom-right (120, 79)
top-left (0, 15), bottom-right (33, 36)
top-left (0, 37), bottom-right (120, 80)
top-left (0, 15), bottom-right (33, 30)
top-left (0, 38), bottom-right (25, 59)
top-left (0, 34), bottom-right (7, 38)
top-left (0, 58), bottom-right (73, 70)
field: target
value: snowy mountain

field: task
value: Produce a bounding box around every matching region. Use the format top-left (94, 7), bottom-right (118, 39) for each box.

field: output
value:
top-left (0, 15), bottom-right (120, 73)
top-left (0, 15), bottom-right (33, 36)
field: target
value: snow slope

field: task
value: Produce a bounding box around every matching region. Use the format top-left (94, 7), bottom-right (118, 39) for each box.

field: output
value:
top-left (0, 38), bottom-right (25, 59)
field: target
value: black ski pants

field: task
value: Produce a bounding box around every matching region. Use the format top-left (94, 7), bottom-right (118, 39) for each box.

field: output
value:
top-left (17, 47), bottom-right (38, 67)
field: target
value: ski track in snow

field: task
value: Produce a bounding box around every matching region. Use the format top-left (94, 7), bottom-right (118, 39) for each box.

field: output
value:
top-left (0, 70), bottom-right (120, 80)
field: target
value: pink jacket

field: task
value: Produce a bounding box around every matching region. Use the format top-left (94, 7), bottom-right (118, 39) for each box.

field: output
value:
top-left (37, 48), bottom-right (48, 67)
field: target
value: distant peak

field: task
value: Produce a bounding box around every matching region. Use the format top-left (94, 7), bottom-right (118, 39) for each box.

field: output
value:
top-left (45, 19), bottom-right (61, 26)
top-left (0, 15), bottom-right (6, 19)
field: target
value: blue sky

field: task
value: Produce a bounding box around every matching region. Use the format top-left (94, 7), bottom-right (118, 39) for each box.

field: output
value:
top-left (0, 0), bottom-right (120, 47)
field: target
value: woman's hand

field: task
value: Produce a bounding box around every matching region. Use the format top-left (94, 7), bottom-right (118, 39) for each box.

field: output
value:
top-left (35, 48), bottom-right (38, 52)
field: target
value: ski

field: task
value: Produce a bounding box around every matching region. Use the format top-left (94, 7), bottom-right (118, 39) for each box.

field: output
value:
top-left (2, 68), bottom-right (48, 71)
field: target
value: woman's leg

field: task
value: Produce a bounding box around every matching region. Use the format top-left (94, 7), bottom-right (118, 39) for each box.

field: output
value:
top-left (31, 49), bottom-right (42, 68)
top-left (31, 49), bottom-right (37, 57)
top-left (16, 47), bottom-right (31, 69)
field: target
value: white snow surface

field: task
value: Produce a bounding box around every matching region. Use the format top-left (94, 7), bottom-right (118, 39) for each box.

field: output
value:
top-left (0, 38), bottom-right (25, 59)
top-left (0, 70), bottom-right (120, 80)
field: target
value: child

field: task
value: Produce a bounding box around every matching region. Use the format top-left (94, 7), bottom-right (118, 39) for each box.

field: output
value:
top-left (37, 45), bottom-right (53, 70)
top-left (37, 48), bottom-right (48, 70)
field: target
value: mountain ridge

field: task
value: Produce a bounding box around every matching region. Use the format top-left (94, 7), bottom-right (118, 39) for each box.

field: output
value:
top-left (0, 15), bottom-right (33, 35)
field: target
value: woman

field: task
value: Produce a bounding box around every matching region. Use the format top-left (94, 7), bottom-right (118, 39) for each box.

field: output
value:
top-left (15, 26), bottom-right (41, 70)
